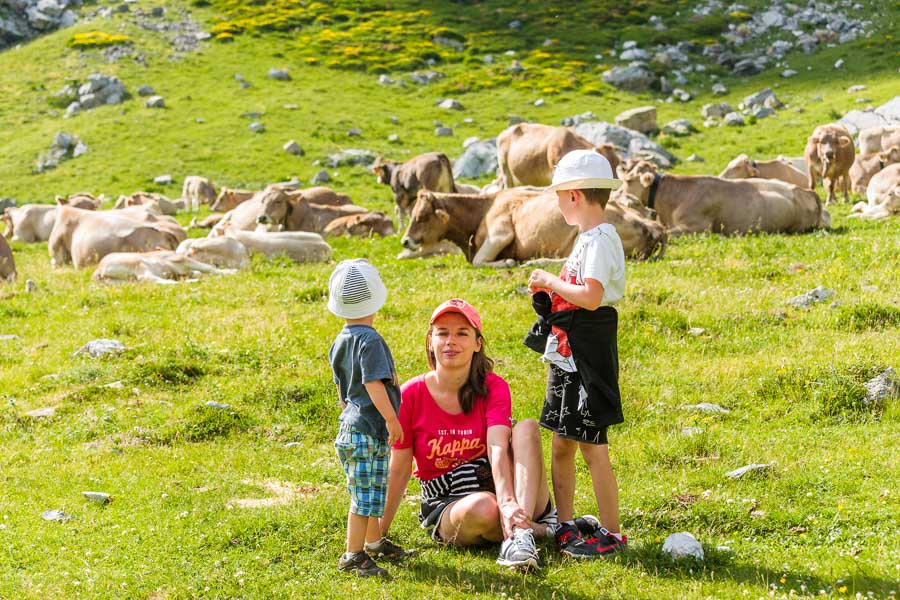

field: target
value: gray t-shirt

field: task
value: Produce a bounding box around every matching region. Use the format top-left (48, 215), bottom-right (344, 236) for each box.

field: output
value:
top-left (329, 324), bottom-right (401, 440)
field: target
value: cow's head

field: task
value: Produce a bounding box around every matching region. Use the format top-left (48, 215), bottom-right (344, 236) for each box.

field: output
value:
top-left (338, 212), bottom-right (396, 238)
top-left (401, 191), bottom-right (450, 250)
top-left (810, 128), bottom-right (852, 162)
top-left (372, 159), bottom-right (396, 186)
top-left (615, 160), bottom-right (658, 209)
top-left (593, 144), bottom-right (622, 172)
top-left (720, 154), bottom-right (757, 178)
top-left (880, 145), bottom-right (900, 166)
top-left (256, 187), bottom-right (293, 227)
top-left (211, 188), bottom-right (234, 212)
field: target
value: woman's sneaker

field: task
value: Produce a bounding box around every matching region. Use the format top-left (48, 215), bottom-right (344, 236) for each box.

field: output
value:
top-left (364, 537), bottom-right (415, 561)
top-left (337, 551), bottom-right (389, 577)
top-left (555, 523), bottom-right (602, 559)
top-left (497, 527), bottom-right (539, 570)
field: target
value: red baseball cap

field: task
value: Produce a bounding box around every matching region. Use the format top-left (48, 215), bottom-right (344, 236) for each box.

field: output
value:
top-left (430, 298), bottom-right (483, 332)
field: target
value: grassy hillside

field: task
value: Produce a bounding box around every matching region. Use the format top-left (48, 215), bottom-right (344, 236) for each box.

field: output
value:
top-left (1, 1), bottom-right (899, 598)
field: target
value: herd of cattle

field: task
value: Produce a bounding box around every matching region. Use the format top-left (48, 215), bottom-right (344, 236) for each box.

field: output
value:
top-left (0, 120), bottom-right (898, 284)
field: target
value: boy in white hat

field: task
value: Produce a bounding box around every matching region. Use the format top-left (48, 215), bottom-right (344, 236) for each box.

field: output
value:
top-left (328, 258), bottom-right (411, 577)
top-left (526, 149), bottom-right (628, 558)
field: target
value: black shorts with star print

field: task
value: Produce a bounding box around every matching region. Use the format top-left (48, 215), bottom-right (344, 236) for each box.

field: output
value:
top-left (540, 364), bottom-right (610, 445)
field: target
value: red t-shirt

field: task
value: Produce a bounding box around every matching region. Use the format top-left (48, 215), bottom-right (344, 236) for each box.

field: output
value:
top-left (394, 372), bottom-right (512, 482)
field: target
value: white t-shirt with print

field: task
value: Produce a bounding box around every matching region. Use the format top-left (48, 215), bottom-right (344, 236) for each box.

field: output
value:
top-left (564, 223), bottom-right (626, 306)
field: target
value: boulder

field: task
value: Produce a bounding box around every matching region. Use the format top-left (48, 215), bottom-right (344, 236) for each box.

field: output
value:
top-left (874, 96), bottom-right (900, 123)
top-left (572, 121), bottom-right (677, 168)
top-left (73, 339), bottom-right (126, 358)
top-left (701, 102), bottom-right (733, 119)
top-left (452, 138), bottom-right (498, 180)
top-left (787, 286), bottom-right (835, 308)
top-left (438, 98), bottom-right (464, 110)
top-left (145, 95), bottom-right (165, 108)
top-left (137, 84), bottom-right (156, 96)
top-left (743, 88), bottom-right (779, 109)
top-left (435, 126), bottom-right (453, 137)
top-left (863, 368), bottom-right (899, 408)
top-left (602, 63), bottom-right (657, 92)
top-left (724, 112), bottom-right (745, 127)
top-left (311, 169), bottom-right (330, 184)
top-left (837, 109), bottom-right (892, 136)
top-left (662, 119), bottom-right (695, 137)
top-left (283, 140), bottom-right (303, 156)
top-left (326, 149), bottom-right (376, 168)
top-left (614, 106), bottom-right (657, 134)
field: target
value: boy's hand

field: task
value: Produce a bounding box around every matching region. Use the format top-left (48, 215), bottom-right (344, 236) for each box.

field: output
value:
top-left (385, 416), bottom-right (403, 447)
top-left (528, 268), bottom-right (555, 293)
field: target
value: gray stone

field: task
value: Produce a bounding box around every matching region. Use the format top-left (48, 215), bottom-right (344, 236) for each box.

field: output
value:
top-left (145, 95), bottom-right (165, 108)
top-left (781, 69), bottom-right (798, 78)
top-left (438, 98), bottom-right (463, 110)
top-left (137, 84), bottom-right (155, 96)
top-left (686, 154), bottom-right (705, 162)
top-left (682, 402), bottom-right (729, 414)
top-left (25, 279), bottom-right (36, 293)
top-left (834, 58), bottom-right (845, 69)
top-left (0, 198), bottom-right (16, 212)
top-left (767, 40), bottom-right (793, 57)
top-left (435, 126), bottom-right (453, 137)
top-left (506, 60), bottom-right (525, 74)
top-left (701, 102), bottom-right (733, 119)
top-left (560, 111), bottom-right (596, 127)
top-left (74, 339), bottom-right (125, 358)
top-left (387, 133), bottom-right (400, 144)
top-left (863, 368), bottom-right (899, 407)
top-left (390, 116), bottom-right (399, 125)
top-left (283, 140), bottom-right (303, 156)
top-left (153, 174), bottom-right (173, 185)
top-left (72, 141), bottom-right (88, 157)
top-left (681, 427), bottom-right (704, 436)
top-left (602, 63), bottom-right (657, 93)
top-left (25, 406), bottom-right (55, 418)
top-left (508, 19), bottom-right (522, 29)
top-left (725, 463), bottom-right (773, 479)
top-left (378, 74), bottom-right (394, 85)
top-left (712, 82), bottom-right (728, 96)
top-left (662, 118), bottom-right (695, 137)
top-left (837, 109), bottom-right (891, 136)
top-left (433, 36), bottom-right (463, 51)
top-left (483, 54), bottom-right (494, 64)
top-left (267, 68), bottom-right (290, 81)
top-left (787, 285), bottom-right (835, 308)
top-left (533, 98), bottom-right (545, 107)
top-left (724, 112), bottom-right (745, 126)
top-left (248, 122), bottom-right (265, 133)
top-left (205, 401), bottom-right (232, 410)
top-left (874, 96), bottom-right (900, 123)
top-left (752, 106), bottom-right (776, 119)
top-left (347, 128), bottom-right (361, 137)
top-left (571, 121), bottom-right (678, 168)
top-left (732, 58), bottom-right (765, 76)
top-left (671, 88), bottom-right (691, 102)
top-left (744, 88), bottom-right (778, 109)
top-left (42, 509), bottom-right (73, 522)
top-left (662, 532), bottom-right (704, 561)
top-left (408, 71), bottom-right (443, 85)
top-left (326, 149), bottom-right (375, 168)
top-left (622, 40), bottom-right (638, 50)
top-left (452, 138), bottom-right (497, 180)
top-left (82, 491), bottom-right (111, 504)
top-left (53, 131), bottom-right (74, 149)
top-left (620, 48), bottom-right (649, 61)
top-left (614, 106), bottom-right (657, 134)
top-left (311, 169), bottom-right (330, 184)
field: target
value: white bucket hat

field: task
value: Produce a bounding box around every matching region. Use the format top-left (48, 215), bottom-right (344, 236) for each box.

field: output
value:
top-left (327, 258), bottom-right (387, 319)
top-left (545, 149), bottom-right (622, 192)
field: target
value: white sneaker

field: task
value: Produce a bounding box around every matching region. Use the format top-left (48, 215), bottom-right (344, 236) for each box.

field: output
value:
top-left (496, 527), bottom-right (539, 570)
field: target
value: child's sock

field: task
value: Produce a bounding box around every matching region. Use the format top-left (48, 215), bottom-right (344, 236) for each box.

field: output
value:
top-left (365, 537), bottom-right (386, 551)
top-left (610, 532), bottom-right (623, 542)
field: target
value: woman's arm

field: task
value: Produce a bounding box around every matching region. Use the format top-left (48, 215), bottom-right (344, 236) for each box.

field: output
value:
top-left (380, 447), bottom-right (413, 537)
top-left (486, 425), bottom-right (531, 538)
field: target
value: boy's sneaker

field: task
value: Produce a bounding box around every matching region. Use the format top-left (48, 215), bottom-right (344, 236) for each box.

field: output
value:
top-left (574, 514), bottom-right (601, 538)
top-left (497, 527), bottom-right (539, 570)
top-left (337, 551), bottom-right (388, 578)
top-left (365, 537), bottom-right (415, 561)
top-left (555, 523), bottom-right (602, 559)
top-left (591, 527), bottom-right (628, 556)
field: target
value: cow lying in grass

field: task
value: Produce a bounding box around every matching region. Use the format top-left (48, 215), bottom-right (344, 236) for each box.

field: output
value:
top-left (615, 160), bottom-right (830, 237)
top-left (93, 250), bottom-right (235, 284)
top-left (114, 192), bottom-right (182, 215)
top-left (850, 163), bottom-right (900, 220)
top-left (400, 188), bottom-right (665, 267)
top-left (49, 206), bottom-right (187, 268)
top-left (719, 154), bottom-right (808, 188)
top-left (849, 146), bottom-right (900, 194)
top-left (3, 195), bottom-right (100, 242)
top-left (181, 230), bottom-right (332, 264)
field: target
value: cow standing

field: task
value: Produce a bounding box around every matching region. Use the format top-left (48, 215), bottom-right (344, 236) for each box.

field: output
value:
top-left (804, 124), bottom-right (855, 204)
top-left (372, 152), bottom-right (455, 228)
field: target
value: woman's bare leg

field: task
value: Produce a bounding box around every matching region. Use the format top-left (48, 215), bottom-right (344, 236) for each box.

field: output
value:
top-left (437, 492), bottom-right (503, 545)
top-left (511, 419), bottom-right (552, 535)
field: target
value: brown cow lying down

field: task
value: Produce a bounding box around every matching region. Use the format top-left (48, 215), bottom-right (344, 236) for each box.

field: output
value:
top-left (226, 230), bottom-right (332, 263)
top-left (176, 236), bottom-right (250, 269)
top-left (719, 154), bottom-right (808, 188)
top-left (0, 235), bottom-right (15, 282)
top-left (114, 192), bottom-right (182, 216)
top-left (616, 160), bottom-right (830, 236)
top-left (93, 250), bottom-right (235, 284)
top-left (256, 188), bottom-right (368, 233)
top-left (323, 211), bottom-right (395, 237)
top-left (804, 124), bottom-right (855, 204)
top-left (373, 152), bottom-right (455, 228)
top-left (401, 188), bottom-right (665, 267)
top-left (2, 195), bottom-right (100, 242)
top-left (849, 163), bottom-right (900, 218)
top-left (849, 146), bottom-right (900, 194)
top-left (858, 125), bottom-right (900, 154)
top-left (210, 187), bottom-right (256, 212)
top-left (497, 123), bottom-right (620, 188)
top-left (209, 192), bottom-right (267, 236)
top-left (49, 206), bottom-right (188, 268)
top-left (182, 176), bottom-right (217, 213)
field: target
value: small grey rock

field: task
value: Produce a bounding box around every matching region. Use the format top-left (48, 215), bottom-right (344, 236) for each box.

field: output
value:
top-left (508, 19), bottom-right (522, 29)
top-left (347, 128), bottom-right (362, 137)
top-left (662, 118), bottom-right (695, 137)
top-left (25, 407), bottom-right (56, 418)
top-left (390, 116), bottom-right (399, 125)
top-left (153, 174), bottom-right (173, 185)
top-left (662, 532), bottom-right (704, 561)
top-left (74, 339), bottom-right (126, 358)
top-left (284, 441), bottom-right (303, 448)
top-left (0, 334), bottom-right (19, 341)
top-left (787, 285), bottom-right (835, 308)
top-left (249, 122), bottom-right (265, 133)
top-left (682, 403), bottom-right (729, 414)
top-left (681, 427), bottom-right (704, 436)
top-left (847, 84), bottom-right (866, 93)
top-left (72, 141), bottom-right (88, 157)
top-left (42, 509), bottom-right (73, 522)
top-left (283, 140), bottom-right (303, 156)
top-left (725, 463), bottom-right (773, 479)
top-left (145, 95), bottom-right (165, 108)
top-left (311, 169), bottom-right (330, 184)
top-left (435, 126), bottom-right (453, 137)
top-left (863, 368), bottom-right (899, 407)
top-left (724, 112), bottom-right (745, 126)
top-left (267, 68), bottom-right (290, 81)
top-left (834, 59), bottom-right (845, 69)
top-left (82, 491), bottom-right (111, 504)
top-left (137, 84), bottom-right (155, 96)
top-left (687, 327), bottom-right (706, 336)
top-left (533, 98), bottom-right (545, 107)
top-left (378, 74), bottom-right (394, 85)
top-left (712, 82), bottom-right (728, 96)
top-left (686, 154), bottom-right (705, 162)
top-left (205, 401), bottom-right (232, 410)
top-left (387, 133), bottom-right (400, 144)
top-left (25, 279), bottom-right (37, 293)
top-left (438, 98), bottom-right (463, 110)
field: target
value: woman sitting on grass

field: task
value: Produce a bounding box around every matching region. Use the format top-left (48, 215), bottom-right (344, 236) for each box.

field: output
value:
top-left (379, 298), bottom-right (555, 570)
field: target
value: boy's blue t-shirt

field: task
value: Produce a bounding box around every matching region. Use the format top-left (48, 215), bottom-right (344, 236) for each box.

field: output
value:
top-left (328, 324), bottom-right (401, 440)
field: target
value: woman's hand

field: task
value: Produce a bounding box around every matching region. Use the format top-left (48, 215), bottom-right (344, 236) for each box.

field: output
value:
top-left (528, 269), bottom-right (555, 293)
top-left (498, 499), bottom-right (531, 538)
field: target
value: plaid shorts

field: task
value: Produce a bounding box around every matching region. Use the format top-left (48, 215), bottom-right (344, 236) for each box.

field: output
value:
top-left (335, 426), bottom-right (389, 517)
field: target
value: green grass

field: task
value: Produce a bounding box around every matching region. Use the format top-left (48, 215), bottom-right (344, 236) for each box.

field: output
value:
top-left (1, 0), bottom-right (899, 598)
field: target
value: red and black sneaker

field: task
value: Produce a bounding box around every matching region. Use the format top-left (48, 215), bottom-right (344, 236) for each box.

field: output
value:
top-left (587, 527), bottom-right (628, 556)
top-left (555, 523), bottom-right (603, 559)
